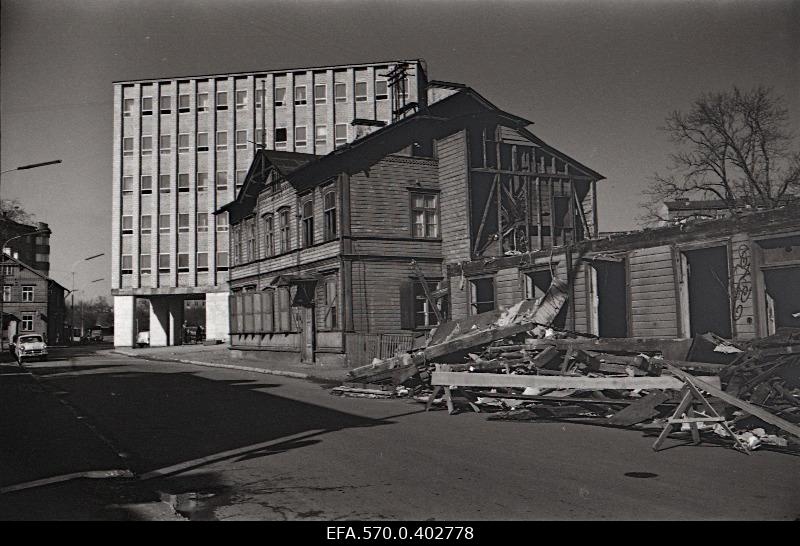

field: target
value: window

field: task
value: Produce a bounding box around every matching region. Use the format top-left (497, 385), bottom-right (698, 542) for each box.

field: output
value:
top-left (158, 253), bottom-right (170, 272)
top-left (159, 174), bottom-right (170, 193)
top-left (160, 134), bottom-right (170, 154)
top-left (235, 90), bottom-right (247, 110)
top-left (334, 82), bottom-right (346, 102)
top-left (295, 126), bottom-right (307, 147)
top-left (216, 251), bottom-right (229, 271)
top-left (410, 193), bottom-right (439, 238)
top-left (294, 85), bottom-right (307, 105)
top-left (236, 130), bottom-right (247, 150)
top-left (233, 226), bottom-right (242, 265)
top-left (523, 269), bottom-right (553, 302)
top-left (277, 287), bottom-right (291, 331)
top-left (301, 200), bottom-right (314, 248)
top-left (197, 172), bottom-right (208, 192)
top-left (197, 213), bottom-right (208, 232)
top-left (405, 280), bottom-right (442, 329)
top-left (2, 285), bottom-right (10, 302)
top-left (159, 214), bottom-right (170, 233)
top-left (216, 130), bottom-right (227, 151)
top-left (123, 137), bottom-right (134, 156)
top-left (355, 81), bottom-right (367, 102)
top-left (141, 96), bottom-right (153, 115)
top-left (314, 84), bottom-right (326, 104)
top-left (246, 221), bottom-right (256, 261)
top-left (375, 80), bottom-right (388, 100)
top-left (216, 91), bottom-right (228, 110)
top-left (121, 255), bottom-right (133, 275)
top-left (178, 173), bottom-right (190, 192)
top-left (324, 278), bottom-right (337, 330)
top-left (21, 285), bottom-right (34, 302)
top-left (21, 313), bottom-right (34, 332)
top-left (141, 175), bottom-right (152, 194)
top-left (217, 213), bottom-right (229, 232)
top-left (140, 254), bottom-right (151, 274)
top-left (279, 208), bottom-right (290, 252)
top-left (122, 215), bottom-right (134, 235)
top-left (178, 213), bottom-right (190, 232)
top-left (197, 132), bottom-right (209, 152)
top-left (141, 215), bottom-right (152, 234)
top-left (263, 214), bottom-right (274, 257)
top-left (197, 92), bottom-right (209, 111)
top-left (178, 93), bottom-right (190, 113)
top-left (122, 176), bottom-right (133, 192)
top-left (123, 98), bottom-right (134, 116)
top-left (141, 136), bottom-right (152, 155)
top-left (274, 87), bottom-right (286, 107)
top-left (255, 88), bottom-right (264, 108)
top-left (196, 252), bottom-right (208, 271)
top-left (3, 265), bottom-right (14, 276)
top-left (469, 277), bottom-right (495, 314)
top-left (235, 170), bottom-right (247, 192)
top-left (334, 124), bottom-right (347, 147)
top-left (275, 127), bottom-right (287, 149)
top-left (323, 191), bottom-right (337, 241)
top-left (178, 133), bottom-right (189, 153)
top-left (315, 125), bottom-right (327, 146)
top-left (159, 95), bottom-right (171, 114)
top-left (178, 253), bottom-right (189, 272)
top-left (216, 171), bottom-right (228, 191)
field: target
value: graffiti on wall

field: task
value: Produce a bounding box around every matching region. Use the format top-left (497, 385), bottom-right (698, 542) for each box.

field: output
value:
top-left (731, 243), bottom-right (752, 321)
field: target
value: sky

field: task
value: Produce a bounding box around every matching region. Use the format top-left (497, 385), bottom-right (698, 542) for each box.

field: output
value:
top-left (1, 0), bottom-right (798, 303)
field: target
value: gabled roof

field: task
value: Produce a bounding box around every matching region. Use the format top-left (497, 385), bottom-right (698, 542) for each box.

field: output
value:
top-left (216, 149), bottom-right (318, 223)
top-left (285, 85), bottom-right (604, 192)
top-left (0, 253), bottom-right (67, 292)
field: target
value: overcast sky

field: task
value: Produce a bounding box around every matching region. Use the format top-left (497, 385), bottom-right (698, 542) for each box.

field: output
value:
top-left (1, 0), bottom-right (798, 302)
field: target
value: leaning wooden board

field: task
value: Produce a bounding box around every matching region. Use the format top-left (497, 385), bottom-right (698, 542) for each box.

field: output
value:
top-left (665, 364), bottom-right (800, 439)
top-left (430, 371), bottom-right (715, 391)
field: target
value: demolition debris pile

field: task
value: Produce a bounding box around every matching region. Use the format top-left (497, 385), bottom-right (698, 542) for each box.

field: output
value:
top-left (333, 278), bottom-right (800, 452)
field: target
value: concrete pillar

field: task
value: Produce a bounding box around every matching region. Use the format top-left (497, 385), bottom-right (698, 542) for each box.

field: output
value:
top-left (149, 296), bottom-right (170, 347)
top-left (169, 297), bottom-right (183, 346)
top-left (205, 292), bottom-right (229, 343)
top-left (114, 295), bottom-right (136, 347)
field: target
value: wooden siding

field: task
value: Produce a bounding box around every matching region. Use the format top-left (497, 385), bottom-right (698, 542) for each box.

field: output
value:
top-left (628, 245), bottom-right (678, 337)
top-left (573, 262), bottom-right (589, 333)
top-left (436, 130), bottom-right (472, 263)
top-left (495, 267), bottom-right (521, 310)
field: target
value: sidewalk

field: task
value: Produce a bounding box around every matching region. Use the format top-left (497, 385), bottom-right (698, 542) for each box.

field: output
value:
top-left (110, 344), bottom-right (351, 383)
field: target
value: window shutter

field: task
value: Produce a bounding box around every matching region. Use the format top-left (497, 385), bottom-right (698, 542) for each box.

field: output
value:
top-left (399, 280), bottom-right (415, 330)
top-left (253, 292), bottom-right (263, 332)
top-left (263, 290), bottom-right (274, 332)
top-left (229, 294), bottom-right (238, 334)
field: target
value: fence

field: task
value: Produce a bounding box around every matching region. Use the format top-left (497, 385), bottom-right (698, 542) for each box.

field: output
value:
top-left (345, 332), bottom-right (414, 367)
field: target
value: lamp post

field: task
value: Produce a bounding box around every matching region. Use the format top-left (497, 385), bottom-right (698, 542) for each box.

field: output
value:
top-left (75, 278), bottom-right (104, 340)
top-left (0, 228), bottom-right (52, 353)
top-left (69, 253), bottom-right (104, 344)
top-left (0, 160), bottom-right (62, 218)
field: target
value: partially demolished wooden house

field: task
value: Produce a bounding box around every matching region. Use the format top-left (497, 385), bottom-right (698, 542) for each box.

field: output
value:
top-left (221, 84), bottom-right (604, 365)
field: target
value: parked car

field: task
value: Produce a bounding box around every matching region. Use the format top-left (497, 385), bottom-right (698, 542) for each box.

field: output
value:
top-left (71, 328), bottom-right (85, 345)
top-left (136, 331), bottom-right (150, 348)
top-left (89, 328), bottom-right (104, 343)
top-left (11, 333), bottom-right (48, 363)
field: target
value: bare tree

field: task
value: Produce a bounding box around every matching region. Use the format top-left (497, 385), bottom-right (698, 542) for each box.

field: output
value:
top-left (641, 86), bottom-right (800, 224)
top-left (0, 198), bottom-right (36, 225)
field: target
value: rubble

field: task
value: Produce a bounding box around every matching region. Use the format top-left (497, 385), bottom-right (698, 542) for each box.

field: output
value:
top-left (333, 278), bottom-right (800, 454)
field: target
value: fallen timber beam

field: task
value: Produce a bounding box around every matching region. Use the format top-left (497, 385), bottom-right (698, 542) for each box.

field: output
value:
top-left (431, 371), bottom-right (700, 391)
top-left (665, 364), bottom-right (800, 440)
top-left (466, 390), bottom-right (641, 405)
top-left (489, 338), bottom-right (693, 356)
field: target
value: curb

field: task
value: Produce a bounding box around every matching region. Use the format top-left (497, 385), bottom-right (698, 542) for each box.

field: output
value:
top-left (110, 350), bottom-right (313, 380)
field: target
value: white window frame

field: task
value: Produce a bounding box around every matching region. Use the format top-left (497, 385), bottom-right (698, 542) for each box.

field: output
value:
top-left (140, 254), bottom-right (151, 274)
top-left (122, 215), bottom-right (134, 235)
top-left (235, 130), bottom-right (247, 150)
top-left (216, 171), bottom-right (228, 192)
top-left (355, 81), bottom-right (367, 102)
top-left (216, 91), bottom-right (228, 110)
top-left (122, 176), bottom-right (134, 193)
top-left (216, 130), bottom-right (228, 151)
top-left (123, 98), bottom-right (134, 117)
top-left (334, 124), bottom-right (347, 147)
top-left (159, 214), bottom-right (170, 233)
top-left (121, 254), bottom-right (133, 275)
top-left (314, 83), bottom-right (326, 104)
top-left (196, 92), bottom-right (209, 112)
top-left (178, 93), bottom-right (190, 112)
top-left (178, 133), bottom-right (190, 153)
top-left (235, 90), bottom-right (247, 110)
top-left (21, 313), bottom-right (34, 332)
top-left (295, 125), bottom-right (307, 147)
top-left (140, 175), bottom-right (152, 194)
top-left (274, 87), bottom-right (286, 107)
top-left (140, 136), bottom-right (152, 155)
top-left (178, 173), bottom-right (190, 192)
top-left (197, 132), bottom-right (209, 152)
top-left (334, 82), bottom-right (346, 103)
top-left (375, 80), bottom-right (388, 101)
top-left (294, 85), bottom-right (307, 105)
top-left (315, 125), bottom-right (327, 146)
top-left (160, 134), bottom-right (171, 154)
top-left (141, 214), bottom-right (152, 234)
top-left (159, 174), bottom-right (170, 193)
top-left (141, 96), bottom-right (153, 115)
top-left (197, 172), bottom-right (208, 192)
top-left (21, 285), bottom-right (34, 302)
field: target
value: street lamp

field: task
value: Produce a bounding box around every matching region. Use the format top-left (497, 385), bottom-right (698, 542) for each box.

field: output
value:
top-left (73, 277), bottom-right (104, 340)
top-left (69, 253), bottom-right (104, 343)
top-left (0, 227), bottom-right (52, 353)
top-left (0, 159), bottom-right (62, 217)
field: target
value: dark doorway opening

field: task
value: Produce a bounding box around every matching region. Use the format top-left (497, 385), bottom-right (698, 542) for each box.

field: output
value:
top-left (685, 246), bottom-right (732, 338)
top-left (594, 261), bottom-right (628, 338)
top-left (763, 267), bottom-right (800, 331)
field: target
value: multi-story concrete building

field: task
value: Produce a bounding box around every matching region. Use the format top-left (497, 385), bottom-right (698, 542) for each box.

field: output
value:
top-left (111, 60), bottom-right (428, 347)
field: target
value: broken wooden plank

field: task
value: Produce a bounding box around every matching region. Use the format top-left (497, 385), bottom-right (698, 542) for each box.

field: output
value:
top-left (665, 364), bottom-right (800, 439)
top-left (607, 392), bottom-right (670, 426)
top-left (522, 338), bottom-right (693, 358)
top-left (431, 371), bottom-right (696, 390)
top-left (587, 352), bottom-right (727, 374)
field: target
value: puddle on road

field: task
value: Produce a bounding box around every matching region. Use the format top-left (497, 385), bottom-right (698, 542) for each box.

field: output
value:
top-left (160, 490), bottom-right (230, 520)
top-left (624, 472), bottom-right (659, 479)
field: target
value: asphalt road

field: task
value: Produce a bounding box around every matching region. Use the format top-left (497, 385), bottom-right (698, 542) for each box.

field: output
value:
top-left (2, 347), bottom-right (799, 520)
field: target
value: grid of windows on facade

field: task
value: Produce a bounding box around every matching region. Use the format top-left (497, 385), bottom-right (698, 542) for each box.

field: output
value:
top-left (411, 193), bottom-right (439, 238)
top-left (231, 287), bottom-right (294, 334)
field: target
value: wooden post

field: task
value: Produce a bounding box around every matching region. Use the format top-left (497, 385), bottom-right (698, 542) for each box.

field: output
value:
top-left (495, 137), bottom-right (502, 254)
top-left (536, 176), bottom-right (543, 250)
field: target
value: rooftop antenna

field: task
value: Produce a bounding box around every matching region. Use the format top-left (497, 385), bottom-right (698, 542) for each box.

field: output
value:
top-left (386, 62), bottom-right (416, 122)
